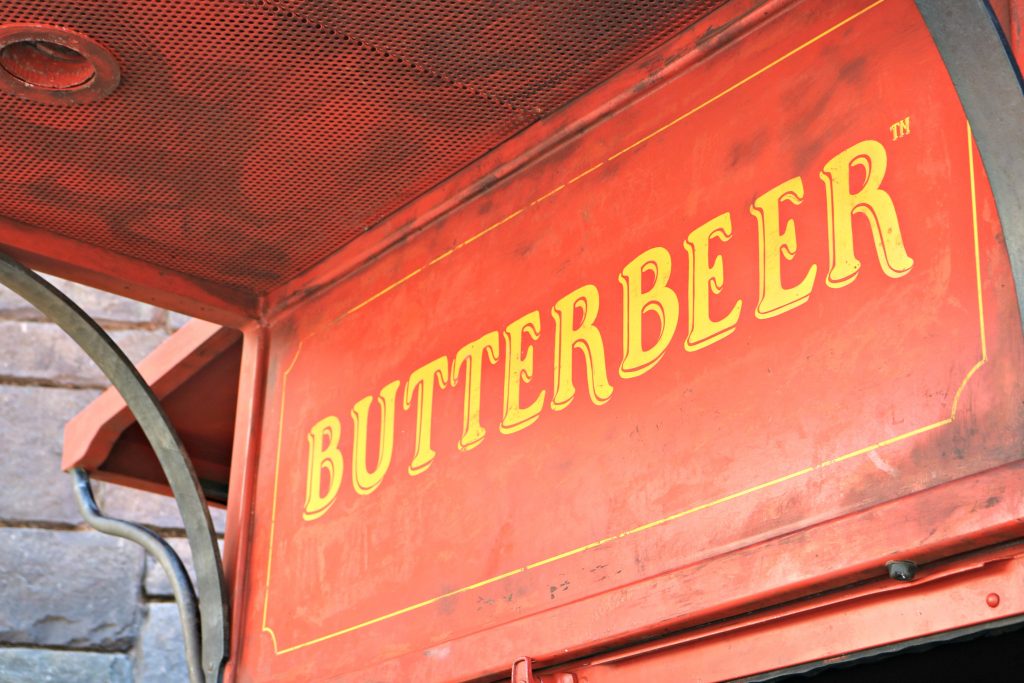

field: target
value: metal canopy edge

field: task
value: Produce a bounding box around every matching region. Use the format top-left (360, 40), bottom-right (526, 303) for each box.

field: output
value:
top-left (916, 0), bottom-right (1024, 331)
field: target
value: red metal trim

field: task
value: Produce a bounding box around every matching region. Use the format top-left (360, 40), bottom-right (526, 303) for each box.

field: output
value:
top-left (222, 324), bottom-right (269, 683)
top-left (0, 214), bottom-right (258, 326)
top-left (62, 320), bottom-right (239, 473)
top-left (512, 657), bottom-right (578, 683)
top-left (1011, 0), bottom-right (1024, 66)
top-left (590, 544), bottom-right (1024, 667)
top-left (535, 542), bottom-right (1024, 681)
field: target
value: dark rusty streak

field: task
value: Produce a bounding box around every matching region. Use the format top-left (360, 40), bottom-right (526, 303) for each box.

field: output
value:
top-left (251, 0), bottom-right (527, 115)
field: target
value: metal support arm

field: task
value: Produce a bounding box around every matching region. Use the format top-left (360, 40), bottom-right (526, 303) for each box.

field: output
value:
top-left (0, 251), bottom-right (228, 681)
top-left (916, 0), bottom-right (1024, 331)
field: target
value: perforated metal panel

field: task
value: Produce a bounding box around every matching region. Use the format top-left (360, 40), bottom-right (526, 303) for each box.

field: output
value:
top-left (0, 0), bottom-right (728, 293)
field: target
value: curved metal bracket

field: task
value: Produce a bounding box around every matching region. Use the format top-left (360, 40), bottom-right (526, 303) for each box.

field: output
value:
top-left (916, 0), bottom-right (1024, 331)
top-left (72, 468), bottom-right (204, 683)
top-left (0, 251), bottom-right (228, 681)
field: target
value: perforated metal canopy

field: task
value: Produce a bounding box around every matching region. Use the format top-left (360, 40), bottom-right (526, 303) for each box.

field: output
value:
top-left (0, 0), bottom-right (727, 306)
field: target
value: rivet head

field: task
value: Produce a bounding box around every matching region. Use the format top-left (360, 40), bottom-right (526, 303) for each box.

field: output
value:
top-left (986, 593), bottom-right (1000, 608)
top-left (886, 559), bottom-right (918, 582)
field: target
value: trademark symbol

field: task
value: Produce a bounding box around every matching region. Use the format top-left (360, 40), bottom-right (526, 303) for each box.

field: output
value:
top-left (889, 116), bottom-right (911, 140)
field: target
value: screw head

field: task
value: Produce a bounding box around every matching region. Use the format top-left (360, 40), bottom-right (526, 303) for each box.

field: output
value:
top-left (986, 593), bottom-right (1000, 608)
top-left (886, 559), bottom-right (918, 582)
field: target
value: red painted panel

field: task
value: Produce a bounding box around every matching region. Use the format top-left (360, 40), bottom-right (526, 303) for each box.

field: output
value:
top-left (537, 542), bottom-right (1024, 681)
top-left (63, 321), bottom-right (241, 500)
top-left (233, 0), bottom-right (1024, 680)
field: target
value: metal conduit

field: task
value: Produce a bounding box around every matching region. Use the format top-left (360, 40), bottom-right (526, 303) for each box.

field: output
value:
top-left (71, 468), bottom-right (204, 683)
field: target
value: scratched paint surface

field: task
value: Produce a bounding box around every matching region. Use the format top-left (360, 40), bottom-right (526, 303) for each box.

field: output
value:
top-left (237, 1), bottom-right (1024, 679)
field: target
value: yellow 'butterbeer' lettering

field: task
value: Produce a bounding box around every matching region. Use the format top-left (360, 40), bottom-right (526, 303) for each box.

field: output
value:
top-left (301, 137), bottom-right (916, 515)
top-left (452, 332), bottom-right (500, 451)
top-left (303, 416), bottom-right (344, 520)
top-left (351, 381), bottom-right (400, 495)
top-left (404, 357), bottom-right (450, 476)
top-left (551, 284), bottom-right (614, 410)
top-left (501, 311), bottom-right (545, 434)
top-left (751, 177), bottom-right (817, 318)
top-left (619, 247), bottom-right (679, 378)
top-left (684, 213), bottom-right (742, 351)
top-left (821, 139), bottom-right (913, 286)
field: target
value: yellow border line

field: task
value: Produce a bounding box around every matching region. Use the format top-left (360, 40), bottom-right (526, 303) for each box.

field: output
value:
top-left (950, 122), bottom-right (988, 426)
top-left (606, 0), bottom-right (887, 162)
top-left (568, 162), bottom-right (605, 185)
top-left (261, 343), bottom-right (304, 647)
top-left (262, 0), bottom-right (988, 653)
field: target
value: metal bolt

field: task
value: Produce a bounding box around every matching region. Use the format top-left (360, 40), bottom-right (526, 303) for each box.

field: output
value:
top-left (986, 593), bottom-right (1000, 608)
top-left (886, 559), bottom-right (918, 582)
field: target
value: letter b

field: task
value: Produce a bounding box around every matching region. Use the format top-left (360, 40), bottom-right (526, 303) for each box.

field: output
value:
top-left (304, 416), bottom-right (344, 521)
top-left (619, 246), bottom-right (679, 378)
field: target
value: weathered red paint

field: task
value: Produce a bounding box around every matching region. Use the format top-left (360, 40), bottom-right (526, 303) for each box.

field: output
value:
top-left (34, 0), bottom-right (1024, 681)
top-left (529, 540), bottom-right (1024, 681)
top-left (0, 0), bottom-right (735, 295)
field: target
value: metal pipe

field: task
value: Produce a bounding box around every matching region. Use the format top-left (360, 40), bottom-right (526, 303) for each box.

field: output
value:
top-left (71, 469), bottom-right (204, 683)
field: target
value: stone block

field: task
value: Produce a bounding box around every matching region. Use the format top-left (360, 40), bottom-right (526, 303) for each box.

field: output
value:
top-left (0, 385), bottom-right (99, 524)
top-left (135, 602), bottom-right (187, 683)
top-left (144, 537), bottom-right (225, 598)
top-left (0, 528), bottom-right (144, 650)
top-left (0, 322), bottom-right (168, 386)
top-left (167, 311), bottom-right (192, 331)
top-left (0, 647), bottom-right (132, 683)
top-left (0, 277), bottom-right (160, 324)
top-left (95, 482), bottom-right (227, 534)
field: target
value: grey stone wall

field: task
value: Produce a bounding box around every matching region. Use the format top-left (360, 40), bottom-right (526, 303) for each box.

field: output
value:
top-left (0, 276), bottom-right (224, 682)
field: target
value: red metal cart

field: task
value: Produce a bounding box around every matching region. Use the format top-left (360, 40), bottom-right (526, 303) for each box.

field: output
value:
top-left (3, 1), bottom-right (1024, 680)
